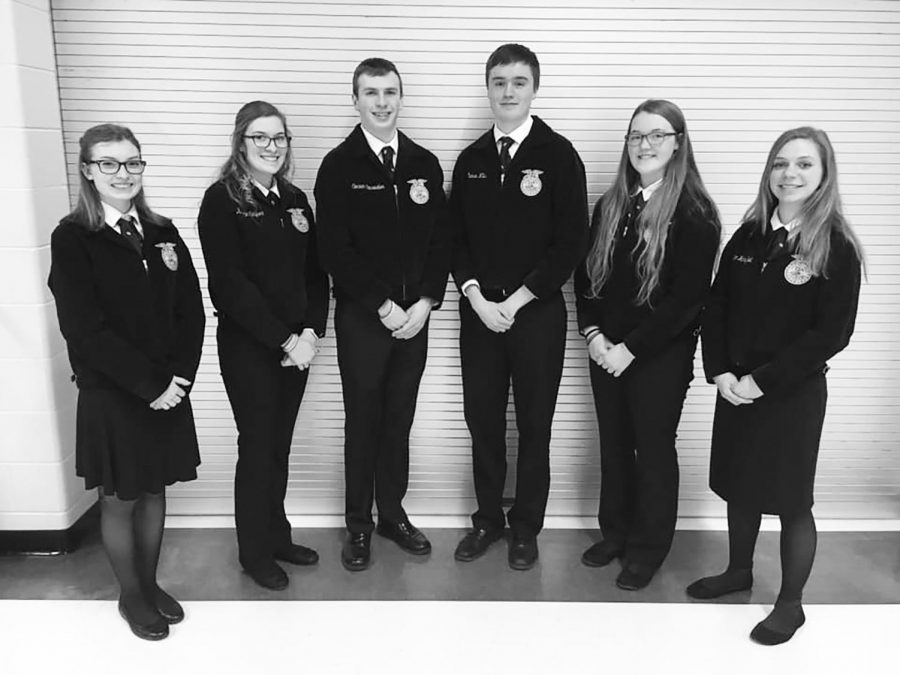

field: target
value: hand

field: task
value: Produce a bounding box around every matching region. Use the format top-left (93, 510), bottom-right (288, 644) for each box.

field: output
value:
top-left (599, 343), bottom-right (635, 377)
top-left (713, 372), bottom-right (755, 406)
top-left (587, 333), bottom-right (611, 365)
top-left (732, 374), bottom-right (764, 401)
top-left (150, 375), bottom-right (191, 410)
top-left (378, 300), bottom-right (410, 331)
top-left (467, 288), bottom-right (514, 333)
top-left (283, 332), bottom-right (317, 370)
top-left (496, 286), bottom-right (535, 323)
top-left (392, 298), bottom-right (432, 340)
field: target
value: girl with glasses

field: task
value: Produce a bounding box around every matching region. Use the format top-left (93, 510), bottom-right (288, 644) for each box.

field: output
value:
top-left (688, 127), bottom-right (864, 645)
top-left (48, 124), bottom-right (205, 640)
top-left (198, 101), bottom-right (329, 591)
top-left (574, 99), bottom-right (721, 590)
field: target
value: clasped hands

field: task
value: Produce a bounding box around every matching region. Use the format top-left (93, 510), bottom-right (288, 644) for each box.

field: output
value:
top-left (281, 331), bottom-right (318, 370)
top-left (713, 372), bottom-right (763, 406)
top-left (467, 286), bottom-right (534, 333)
top-left (150, 375), bottom-right (191, 411)
top-left (379, 298), bottom-right (433, 340)
top-left (587, 333), bottom-right (635, 377)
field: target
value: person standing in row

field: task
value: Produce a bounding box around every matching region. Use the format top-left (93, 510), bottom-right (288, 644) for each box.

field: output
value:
top-left (688, 127), bottom-right (863, 645)
top-left (574, 100), bottom-right (721, 590)
top-left (49, 124), bottom-right (205, 639)
top-left (198, 101), bottom-right (329, 590)
top-left (315, 58), bottom-right (450, 571)
top-left (451, 44), bottom-right (588, 570)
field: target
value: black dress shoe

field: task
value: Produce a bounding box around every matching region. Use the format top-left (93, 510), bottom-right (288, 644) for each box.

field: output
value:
top-left (244, 561), bottom-right (289, 591)
top-left (342, 531), bottom-right (372, 571)
top-left (581, 540), bottom-right (624, 568)
top-left (376, 519), bottom-right (431, 555)
top-left (616, 562), bottom-right (657, 591)
top-left (152, 586), bottom-right (184, 624)
top-left (118, 601), bottom-right (169, 641)
top-left (508, 532), bottom-right (538, 571)
top-left (454, 527), bottom-right (503, 562)
top-left (275, 543), bottom-right (319, 566)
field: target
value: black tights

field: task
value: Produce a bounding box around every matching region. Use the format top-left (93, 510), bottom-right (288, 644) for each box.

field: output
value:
top-left (727, 502), bottom-right (817, 605)
top-left (99, 488), bottom-right (166, 623)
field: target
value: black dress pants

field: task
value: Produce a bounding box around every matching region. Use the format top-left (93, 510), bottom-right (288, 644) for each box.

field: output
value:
top-left (335, 299), bottom-right (428, 534)
top-left (589, 334), bottom-right (696, 568)
top-left (218, 319), bottom-right (308, 570)
top-left (460, 292), bottom-right (566, 536)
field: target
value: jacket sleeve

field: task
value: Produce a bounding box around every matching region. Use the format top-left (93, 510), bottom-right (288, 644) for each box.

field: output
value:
top-left (197, 184), bottom-right (292, 349)
top-left (522, 145), bottom-right (589, 298)
top-left (449, 152), bottom-right (478, 291)
top-left (170, 228), bottom-right (206, 382)
top-left (314, 153), bottom-right (392, 313)
top-left (623, 209), bottom-right (721, 358)
top-left (48, 224), bottom-right (171, 402)
top-left (420, 158), bottom-right (450, 308)
top-left (751, 237), bottom-right (861, 394)
top-left (300, 197), bottom-right (330, 336)
top-left (701, 232), bottom-right (735, 383)
top-left (573, 197), bottom-right (604, 332)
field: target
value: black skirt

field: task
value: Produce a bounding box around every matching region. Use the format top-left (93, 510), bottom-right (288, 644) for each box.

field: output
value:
top-left (75, 387), bottom-right (200, 500)
top-left (709, 372), bottom-right (827, 515)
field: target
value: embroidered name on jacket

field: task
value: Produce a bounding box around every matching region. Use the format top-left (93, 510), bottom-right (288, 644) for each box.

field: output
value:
top-left (351, 183), bottom-right (386, 191)
top-left (733, 255), bottom-right (754, 264)
top-left (235, 208), bottom-right (265, 218)
top-left (467, 172), bottom-right (487, 180)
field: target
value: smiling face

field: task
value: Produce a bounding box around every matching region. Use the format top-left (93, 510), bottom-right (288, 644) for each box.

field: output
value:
top-left (243, 115), bottom-right (287, 186)
top-left (627, 111), bottom-right (679, 187)
top-left (487, 61), bottom-right (537, 133)
top-left (354, 72), bottom-right (402, 143)
top-left (769, 138), bottom-right (824, 221)
top-left (81, 140), bottom-right (143, 213)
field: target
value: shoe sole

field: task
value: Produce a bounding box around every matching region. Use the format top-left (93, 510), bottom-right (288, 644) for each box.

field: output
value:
top-left (580, 552), bottom-right (622, 568)
top-left (341, 559), bottom-right (371, 572)
top-left (158, 610), bottom-right (184, 625)
top-left (508, 557), bottom-right (538, 571)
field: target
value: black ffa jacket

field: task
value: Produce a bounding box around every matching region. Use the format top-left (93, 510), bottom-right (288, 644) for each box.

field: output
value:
top-left (450, 116), bottom-right (588, 298)
top-left (702, 220), bottom-right (861, 395)
top-left (48, 215), bottom-right (205, 402)
top-left (198, 178), bottom-right (329, 348)
top-left (574, 194), bottom-right (721, 358)
top-left (314, 125), bottom-right (450, 312)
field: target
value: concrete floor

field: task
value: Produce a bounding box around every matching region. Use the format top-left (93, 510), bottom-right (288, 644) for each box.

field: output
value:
top-left (2, 526), bottom-right (898, 604)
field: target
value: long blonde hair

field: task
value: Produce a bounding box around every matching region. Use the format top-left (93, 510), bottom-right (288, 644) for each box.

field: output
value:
top-left (743, 127), bottom-right (864, 277)
top-left (585, 99), bottom-right (719, 305)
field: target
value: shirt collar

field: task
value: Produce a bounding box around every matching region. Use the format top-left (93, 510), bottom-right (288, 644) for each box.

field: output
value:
top-left (252, 178), bottom-right (281, 198)
top-left (102, 201), bottom-right (141, 232)
top-left (493, 115), bottom-right (534, 148)
top-left (631, 178), bottom-right (664, 202)
top-left (361, 126), bottom-right (399, 159)
top-left (770, 210), bottom-right (799, 233)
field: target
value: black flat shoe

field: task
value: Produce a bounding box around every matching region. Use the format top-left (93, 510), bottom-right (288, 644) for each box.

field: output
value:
top-left (275, 543), bottom-right (319, 566)
top-left (750, 605), bottom-right (806, 645)
top-left (454, 527), bottom-right (503, 562)
top-left (616, 562), bottom-right (657, 591)
top-left (118, 601), bottom-right (169, 641)
top-left (508, 533), bottom-right (538, 571)
top-left (376, 519), bottom-right (431, 555)
top-left (153, 586), bottom-right (184, 624)
top-left (341, 531), bottom-right (372, 571)
top-left (244, 561), bottom-right (289, 591)
top-left (581, 540), bottom-right (624, 568)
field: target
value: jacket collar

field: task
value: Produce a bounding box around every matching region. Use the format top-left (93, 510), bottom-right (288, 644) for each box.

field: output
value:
top-left (471, 114), bottom-right (553, 153)
top-left (347, 124), bottom-right (419, 163)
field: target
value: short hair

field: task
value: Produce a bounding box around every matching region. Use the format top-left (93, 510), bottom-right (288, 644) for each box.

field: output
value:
top-left (352, 58), bottom-right (403, 97)
top-left (484, 43), bottom-right (540, 91)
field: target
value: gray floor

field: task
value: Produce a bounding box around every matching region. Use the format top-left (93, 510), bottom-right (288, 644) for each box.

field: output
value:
top-left (2, 527), bottom-right (898, 604)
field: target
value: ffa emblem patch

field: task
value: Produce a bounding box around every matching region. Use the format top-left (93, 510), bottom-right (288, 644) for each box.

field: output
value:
top-left (784, 257), bottom-right (812, 285)
top-left (408, 178), bottom-right (430, 205)
top-left (520, 169), bottom-right (544, 197)
top-left (156, 243), bottom-right (178, 272)
top-left (288, 208), bottom-right (309, 233)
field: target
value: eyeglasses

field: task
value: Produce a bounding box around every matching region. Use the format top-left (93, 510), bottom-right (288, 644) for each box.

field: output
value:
top-left (625, 131), bottom-right (679, 147)
top-left (244, 134), bottom-right (292, 149)
top-left (87, 159), bottom-right (147, 175)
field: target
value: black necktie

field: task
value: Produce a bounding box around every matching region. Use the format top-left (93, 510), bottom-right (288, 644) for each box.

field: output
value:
top-left (117, 216), bottom-right (142, 256)
top-left (498, 136), bottom-right (514, 176)
top-left (766, 226), bottom-right (789, 260)
top-left (264, 189), bottom-right (279, 208)
top-left (381, 146), bottom-right (395, 183)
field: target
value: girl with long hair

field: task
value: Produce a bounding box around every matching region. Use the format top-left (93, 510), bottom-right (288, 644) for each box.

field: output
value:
top-left (48, 123), bottom-right (205, 640)
top-left (688, 127), bottom-right (863, 645)
top-left (574, 99), bottom-right (721, 590)
top-left (198, 101), bottom-right (329, 591)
